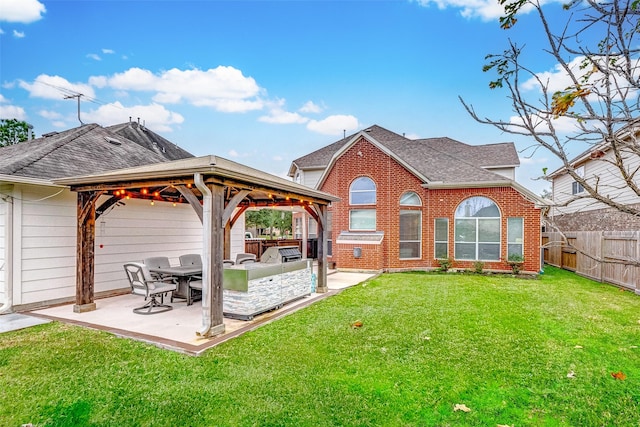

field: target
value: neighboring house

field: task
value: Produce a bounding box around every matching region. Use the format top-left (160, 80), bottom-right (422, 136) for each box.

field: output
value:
top-left (547, 137), bottom-right (640, 231)
top-left (289, 125), bottom-right (546, 273)
top-left (0, 122), bottom-right (246, 313)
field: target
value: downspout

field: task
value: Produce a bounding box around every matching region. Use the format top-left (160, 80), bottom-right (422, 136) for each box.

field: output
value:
top-left (194, 173), bottom-right (212, 336)
top-left (0, 193), bottom-right (14, 314)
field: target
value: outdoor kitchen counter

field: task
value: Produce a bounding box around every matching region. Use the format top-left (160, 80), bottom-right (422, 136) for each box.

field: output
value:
top-left (222, 259), bottom-right (313, 320)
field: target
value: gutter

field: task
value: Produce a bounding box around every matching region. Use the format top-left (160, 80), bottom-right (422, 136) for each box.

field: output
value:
top-left (194, 172), bottom-right (212, 337)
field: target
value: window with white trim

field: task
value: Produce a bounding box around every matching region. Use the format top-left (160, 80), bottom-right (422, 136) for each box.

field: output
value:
top-left (350, 176), bottom-right (376, 204)
top-left (434, 218), bottom-right (449, 259)
top-left (572, 166), bottom-right (585, 194)
top-left (399, 191), bottom-right (422, 259)
top-left (349, 177), bottom-right (376, 230)
top-left (454, 197), bottom-right (501, 261)
top-left (507, 217), bottom-right (524, 258)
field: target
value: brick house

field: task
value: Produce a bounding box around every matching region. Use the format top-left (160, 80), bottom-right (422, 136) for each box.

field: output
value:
top-left (289, 125), bottom-right (547, 274)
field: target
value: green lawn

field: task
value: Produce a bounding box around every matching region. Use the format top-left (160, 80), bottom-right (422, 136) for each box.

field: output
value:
top-left (1, 266), bottom-right (639, 426)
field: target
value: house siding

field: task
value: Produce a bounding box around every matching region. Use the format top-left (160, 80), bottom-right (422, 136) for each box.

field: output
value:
top-left (0, 187), bottom-right (7, 304)
top-left (320, 137), bottom-right (542, 273)
top-left (552, 150), bottom-right (640, 216)
top-left (551, 149), bottom-right (640, 231)
top-left (9, 185), bottom-right (206, 310)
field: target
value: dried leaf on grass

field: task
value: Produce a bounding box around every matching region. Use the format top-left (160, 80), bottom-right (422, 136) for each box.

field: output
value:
top-left (611, 371), bottom-right (627, 381)
top-left (453, 403), bottom-right (471, 412)
top-left (567, 370), bottom-right (576, 378)
top-left (574, 345), bottom-right (583, 349)
top-left (497, 424), bottom-right (514, 427)
top-left (351, 320), bottom-right (363, 328)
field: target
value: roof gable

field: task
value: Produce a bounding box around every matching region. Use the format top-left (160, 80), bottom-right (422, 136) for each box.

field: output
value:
top-left (303, 125), bottom-right (515, 188)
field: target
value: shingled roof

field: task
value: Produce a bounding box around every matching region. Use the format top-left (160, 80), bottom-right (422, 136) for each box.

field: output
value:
top-left (0, 123), bottom-right (193, 180)
top-left (106, 121), bottom-right (194, 161)
top-left (289, 125), bottom-right (520, 185)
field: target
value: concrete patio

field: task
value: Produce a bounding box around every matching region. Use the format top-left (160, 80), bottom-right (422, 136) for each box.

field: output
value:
top-left (26, 270), bottom-right (376, 355)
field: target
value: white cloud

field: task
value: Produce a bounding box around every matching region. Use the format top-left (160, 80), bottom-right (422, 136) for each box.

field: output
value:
top-left (19, 74), bottom-right (96, 100)
top-left (38, 110), bottom-right (63, 120)
top-left (272, 155), bottom-right (283, 161)
top-left (0, 94), bottom-right (6, 103)
top-left (228, 149), bottom-right (239, 157)
top-left (307, 115), bottom-right (359, 136)
top-left (83, 102), bottom-right (184, 132)
top-left (12, 30), bottom-right (24, 38)
top-left (259, 101), bottom-right (308, 124)
top-left (509, 114), bottom-right (579, 134)
top-left (299, 101), bottom-right (323, 114)
top-left (521, 57), bottom-right (586, 94)
top-left (0, 28), bottom-right (5, 34)
top-left (412, 0), bottom-right (561, 21)
top-left (86, 53), bottom-right (101, 61)
top-left (102, 48), bottom-right (115, 54)
top-left (0, 0), bottom-right (46, 23)
top-left (0, 104), bottom-right (26, 120)
top-left (100, 66), bottom-right (264, 113)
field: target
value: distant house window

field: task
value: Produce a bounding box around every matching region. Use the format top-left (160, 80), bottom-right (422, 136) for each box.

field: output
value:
top-left (400, 192), bottom-right (422, 259)
top-left (572, 166), bottom-right (585, 194)
top-left (434, 218), bottom-right (449, 259)
top-left (350, 177), bottom-right (376, 205)
top-left (349, 177), bottom-right (376, 230)
top-left (454, 196), bottom-right (501, 261)
top-left (308, 217), bottom-right (317, 238)
top-left (507, 217), bottom-right (524, 258)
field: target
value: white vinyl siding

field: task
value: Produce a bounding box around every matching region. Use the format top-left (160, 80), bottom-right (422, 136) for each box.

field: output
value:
top-left (484, 166), bottom-right (516, 180)
top-left (303, 168), bottom-right (325, 189)
top-left (11, 184), bottom-right (204, 307)
top-left (552, 150), bottom-right (640, 215)
top-left (0, 190), bottom-right (6, 303)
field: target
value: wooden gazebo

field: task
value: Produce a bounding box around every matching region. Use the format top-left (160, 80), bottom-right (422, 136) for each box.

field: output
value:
top-left (54, 155), bottom-right (339, 337)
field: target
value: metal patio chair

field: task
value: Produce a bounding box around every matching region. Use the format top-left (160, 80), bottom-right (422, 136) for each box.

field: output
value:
top-left (123, 262), bottom-right (177, 315)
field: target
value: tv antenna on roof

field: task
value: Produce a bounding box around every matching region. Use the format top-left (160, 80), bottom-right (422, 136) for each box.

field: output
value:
top-left (64, 93), bottom-right (84, 125)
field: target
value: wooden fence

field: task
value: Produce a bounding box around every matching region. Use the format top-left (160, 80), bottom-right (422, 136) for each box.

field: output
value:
top-left (542, 231), bottom-right (639, 293)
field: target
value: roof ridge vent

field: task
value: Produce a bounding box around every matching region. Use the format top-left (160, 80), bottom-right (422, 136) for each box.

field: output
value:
top-left (42, 131), bottom-right (58, 137)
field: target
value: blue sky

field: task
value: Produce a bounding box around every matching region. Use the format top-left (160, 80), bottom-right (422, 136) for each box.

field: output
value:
top-left (1, 0), bottom-right (575, 194)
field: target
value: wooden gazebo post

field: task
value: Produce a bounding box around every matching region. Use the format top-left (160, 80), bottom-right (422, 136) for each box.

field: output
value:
top-left (74, 190), bottom-right (102, 313)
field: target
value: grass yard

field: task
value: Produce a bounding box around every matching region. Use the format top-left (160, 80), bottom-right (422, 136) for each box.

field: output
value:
top-left (1, 266), bottom-right (639, 426)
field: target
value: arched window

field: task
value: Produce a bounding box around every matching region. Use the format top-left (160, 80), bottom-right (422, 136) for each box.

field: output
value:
top-left (349, 177), bottom-right (376, 230)
top-left (399, 191), bottom-right (422, 259)
top-left (400, 191), bottom-right (421, 206)
top-left (454, 196), bottom-right (500, 261)
top-left (349, 177), bottom-right (376, 204)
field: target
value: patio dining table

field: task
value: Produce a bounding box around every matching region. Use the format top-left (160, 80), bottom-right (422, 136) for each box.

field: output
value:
top-left (148, 265), bottom-right (202, 303)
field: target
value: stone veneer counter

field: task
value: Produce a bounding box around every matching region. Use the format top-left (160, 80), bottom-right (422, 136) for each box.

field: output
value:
top-left (222, 259), bottom-right (312, 320)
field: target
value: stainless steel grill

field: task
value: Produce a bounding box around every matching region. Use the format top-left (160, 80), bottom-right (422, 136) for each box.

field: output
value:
top-left (260, 245), bottom-right (303, 263)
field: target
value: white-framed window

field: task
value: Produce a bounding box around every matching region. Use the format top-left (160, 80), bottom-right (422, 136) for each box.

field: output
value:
top-left (350, 176), bottom-right (376, 204)
top-left (399, 191), bottom-right (422, 259)
top-left (572, 166), bottom-right (585, 194)
top-left (507, 217), bottom-right (524, 258)
top-left (434, 218), bottom-right (449, 259)
top-left (454, 196), bottom-right (501, 261)
top-left (350, 209), bottom-right (376, 231)
top-left (308, 217), bottom-right (317, 238)
top-left (349, 176), bottom-right (376, 230)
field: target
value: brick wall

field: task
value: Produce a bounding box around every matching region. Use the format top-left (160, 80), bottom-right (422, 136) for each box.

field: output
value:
top-left (319, 136), bottom-right (542, 273)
